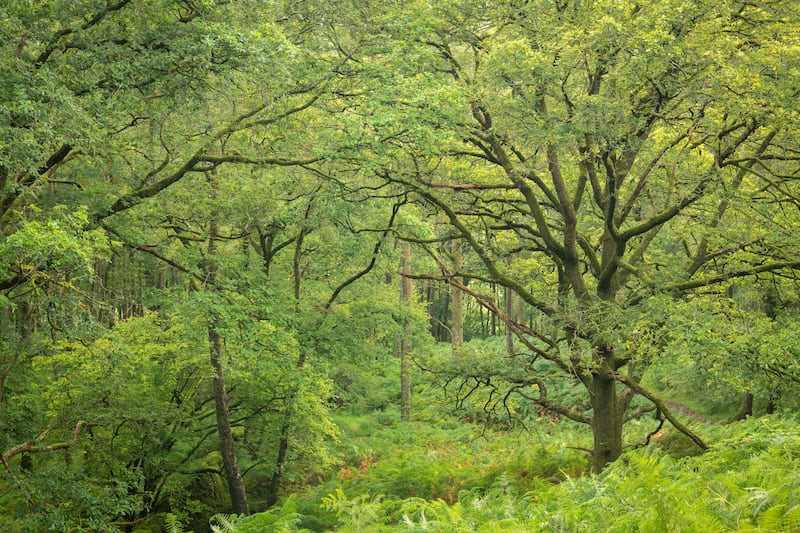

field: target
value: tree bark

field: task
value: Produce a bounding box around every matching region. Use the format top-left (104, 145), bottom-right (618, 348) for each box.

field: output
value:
top-left (505, 286), bottom-right (514, 356)
top-left (209, 324), bottom-right (250, 516)
top-left (450, 239), bottom-right (464, 355)
top-left (399, 242), bottom-right (413, 421)
top-left (205, 175), bottom-right (249, 516)
top-left (490, 283), bottom-right (496, 336)
top-left (505, 285), bottom-right (525, 357)
top-left (728, 391), bottom-right (754, 423)
top-left (266, 347), bottom-right (306, 507)
top-left (265, 410), bottom-right (292, 507)
top-left (766, 393), bottom-right (776, 414)
top-left (589, 371), bottom-right (623, 472)
top-left (267, 224), bottom-right (310, 507)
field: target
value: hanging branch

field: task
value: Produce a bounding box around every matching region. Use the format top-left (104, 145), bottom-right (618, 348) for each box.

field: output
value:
top-left (613, 372), bottom-right (708, 451)
top-left (324, 197), bottom-right (406, 309)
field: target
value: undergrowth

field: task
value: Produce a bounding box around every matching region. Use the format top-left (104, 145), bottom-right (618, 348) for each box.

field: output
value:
top-left (216, 415), bottom-right (800, 532)
top-left (280, 410), bottom-right (588, 530)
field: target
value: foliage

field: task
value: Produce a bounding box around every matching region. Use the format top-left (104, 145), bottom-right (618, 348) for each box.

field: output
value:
top-left (165, 513), bottom-right (188, 533)
top-left (336, 0), bottom-right (800, 469)
top-left (2, 461), bottom-right (142, 533)
top-left (646, 296), bottom-right (800, 416)
top-left (0, 205), bottom-right (110, 295)
top-left (1, 303), bottom-right (337, 528)
top-left (306, 417), bottom-right (800, 532)
top-left (168, 496), bottom-right (309, 533)
top-left (284, 410), bottom-right (588, 532)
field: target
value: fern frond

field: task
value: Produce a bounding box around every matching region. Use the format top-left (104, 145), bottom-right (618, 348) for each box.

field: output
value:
top-left (757, 504), bottom-right (787, 532)
top-left (164, 513), bottom-right (186, 533)
top-left (210, 513), bottom-right (239, 533)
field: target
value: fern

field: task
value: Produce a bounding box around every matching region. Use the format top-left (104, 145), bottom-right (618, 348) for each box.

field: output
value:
top-left (234, 495), bottom-right (306, 533)
top-left (757, 504), bottom-right (788, 532)
top-left (784, 504), bottom-right (800, 532)
top-left (217, 415), bottom-right (800, 531)
top-left (164, 513), bottom-right (188, 533)
top-left (209, 513), bottom-right (239, 533)
top-left (322, 489), bottom-right (388, 528)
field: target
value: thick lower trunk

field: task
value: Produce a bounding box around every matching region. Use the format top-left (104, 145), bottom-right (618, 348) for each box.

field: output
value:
top-left (590, 372), bottom-right (623, 472)
top-left (209, 325), bottom-right (250, 516)
top-left (738, 391), bottom-right (754, 418)
top-left (766, 393), bottom-right (776, 414)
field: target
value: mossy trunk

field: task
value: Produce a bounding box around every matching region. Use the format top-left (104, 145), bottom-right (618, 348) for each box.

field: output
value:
top-left (205, 176), bottom-right (249, 516)
top-left (590, 372), bottom-right (623, 472)
top-left (266, 414), bottom-right (291, 507)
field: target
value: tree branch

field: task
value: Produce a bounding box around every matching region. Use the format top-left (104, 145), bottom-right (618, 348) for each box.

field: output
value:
top-left (667, 259), bottom-right (800, 293)
top-left (613, 373), bottom-right (707, 451)
top-left (2, 421), bottom-right (85, 471)
top-left (324, 198), bottom-right (404, 309)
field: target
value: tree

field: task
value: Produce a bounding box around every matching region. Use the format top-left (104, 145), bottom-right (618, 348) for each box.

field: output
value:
top-left (335, 0), bottom-right (800, 470)
top-left (0, 0), bottom-right (342, 521)
top-left (450, 239), bottom-right (465, 355)
top-left (204, 172), bottom-right (250, 516)
top-left (398, 241), bottom-right (414, 421)
top-left (259, 174), bottom-right (408, 505)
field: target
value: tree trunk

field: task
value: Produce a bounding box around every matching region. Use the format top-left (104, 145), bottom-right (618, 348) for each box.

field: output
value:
top-left (266, 227), bottom-right (309, 507)
top-left (490, 282), bottom-right (497, 336)
top-left (739, 391), bottom-right (754, 418)
top-left (400, 346), bottom-right (411, 422)
top-left (265, 352), bottom-right (306, 507)
top-left (505, 286), bottom-right (514, 356)
top-left (728, 391), bottom-right (754, 423)
top-left (505, 285), bottom-right (525, 357)
top-left (1, 300), bottom-right (32, 403)
top-left (266, 413), bottom-right (291, 507)
top-left (209, 324), bottom-right (250, 516)
top-left (205, 174), bottom-right (249, 516)
top-left (399, 242), bottom-right (413, 421)
top-left (590, 371), bottom-right (623, 472)
top-left (766, 393), bottom-right (776, 414)
top-left (266, 347), bottom-right (306, 507)
top-left (450, 239), bottom-right (464, 355)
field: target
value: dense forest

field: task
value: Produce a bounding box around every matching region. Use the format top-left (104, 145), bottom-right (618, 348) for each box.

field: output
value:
top-left (2, 1), bottom-right (800, 531)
